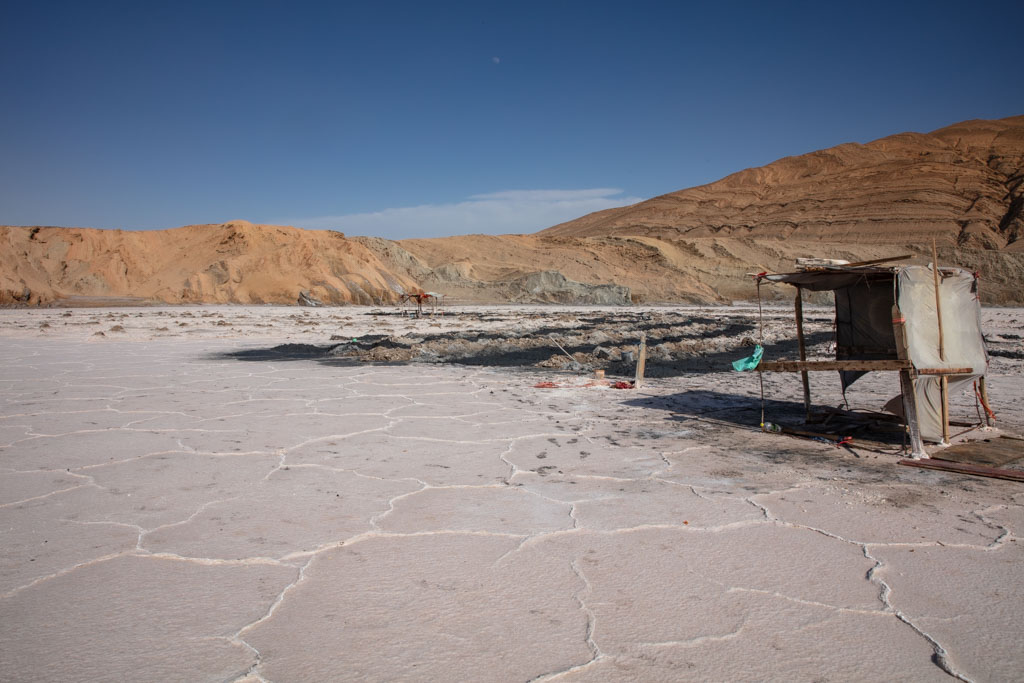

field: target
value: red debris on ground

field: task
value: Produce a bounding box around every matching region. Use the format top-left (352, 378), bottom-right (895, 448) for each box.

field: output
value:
top-left (533, 380), bottom-right (635, 389)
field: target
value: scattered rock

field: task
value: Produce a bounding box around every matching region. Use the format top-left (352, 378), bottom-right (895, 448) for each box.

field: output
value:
top-left (508, 271), bottom-right (631, 306)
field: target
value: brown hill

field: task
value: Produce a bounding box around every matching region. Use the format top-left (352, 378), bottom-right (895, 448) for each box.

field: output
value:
top-left (541, 116), bottom-right (1024, 249)
top-left (0, 221), bottom-right (416, 306)
top-left (3, 116), bottom-right (1024, 307)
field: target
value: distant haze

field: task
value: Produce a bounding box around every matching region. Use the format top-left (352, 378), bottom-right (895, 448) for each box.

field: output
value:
top-left (287, 189), bottom-right (645, 239)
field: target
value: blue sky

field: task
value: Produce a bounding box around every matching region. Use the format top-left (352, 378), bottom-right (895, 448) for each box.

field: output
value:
top-left (1, 1), bottom-right (1020, 239)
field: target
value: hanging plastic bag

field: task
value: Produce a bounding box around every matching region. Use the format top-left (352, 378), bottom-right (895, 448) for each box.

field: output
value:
top-left (731, 344), bottom-right (763, 372)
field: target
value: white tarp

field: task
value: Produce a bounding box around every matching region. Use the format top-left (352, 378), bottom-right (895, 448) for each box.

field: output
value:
top-left (898, 266), bottom-right (988, 442)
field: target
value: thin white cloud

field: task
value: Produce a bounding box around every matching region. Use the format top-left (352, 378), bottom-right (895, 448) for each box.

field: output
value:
top-left (287, 188), bottom-right (644, 240)
top-left (492, 56), bottom-right (500, 64)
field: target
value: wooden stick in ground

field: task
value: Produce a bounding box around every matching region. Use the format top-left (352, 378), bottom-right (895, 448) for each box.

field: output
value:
top-left (978, 376), bottom-right (993, 426)
top-left (794, 285), bottom-right (811, 421)
top-left (973, 272), bottom-right (992, 426)
top-left (634, 332), bottom-right (647, 389)
top-left (548, 336), bottom-right (577, 365)
top-left (931, 239), bottom-right (950, 444)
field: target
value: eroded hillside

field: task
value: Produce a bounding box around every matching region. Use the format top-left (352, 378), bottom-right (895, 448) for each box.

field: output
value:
top-left (542, 116), bottom-right (1024, 249)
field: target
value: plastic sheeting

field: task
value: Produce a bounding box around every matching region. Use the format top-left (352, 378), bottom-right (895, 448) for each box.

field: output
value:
top-left (835, 280), bottom-right (898, 390)
top-left (898, 267), bottom-right (988, 442)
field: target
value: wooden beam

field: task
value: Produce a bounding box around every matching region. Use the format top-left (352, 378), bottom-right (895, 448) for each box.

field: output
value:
top-left (932, 238), bottom-right (950, 445)
top-left (932, 239), bottom-right (946, 361)
top-left (758, 360), bottom-right (910, 372)
top-left (756, 360), bottom-right (972, 374)
top-left (780, 426), bottom-right (850, 442)
top-left (843, 254), bottom-right (913, 268)
top-left (974, 273), bottom-right (994, 428)
top-left (794, 286), bottom-right (811, 420)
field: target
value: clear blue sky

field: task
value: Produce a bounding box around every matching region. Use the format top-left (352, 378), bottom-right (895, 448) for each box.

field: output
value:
top-left (1, 0), bottom-right (1020, 239)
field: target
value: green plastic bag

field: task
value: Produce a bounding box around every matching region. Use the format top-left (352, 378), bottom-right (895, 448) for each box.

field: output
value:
top-left (731, 345), bottom-right (763, 372)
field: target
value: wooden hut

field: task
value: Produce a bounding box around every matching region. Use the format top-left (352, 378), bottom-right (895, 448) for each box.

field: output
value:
top-left (756, 259), bottom-right (990, 457)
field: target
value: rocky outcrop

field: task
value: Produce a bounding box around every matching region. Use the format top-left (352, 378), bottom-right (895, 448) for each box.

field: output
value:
top-left (297, 290), bottom-right (324, 307)
top-left (505, 270), bottom-right (630, 305)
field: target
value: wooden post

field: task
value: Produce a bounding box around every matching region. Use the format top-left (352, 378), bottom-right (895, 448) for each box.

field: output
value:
top-left (931, 239), bottom-right (945, 360)
top-left (931, 239), bottom-right (950, 445)
top-left (794, 286), bottom-right (812, 421)
top-left (634, 332), bottom-right (647, 389)
top-left (940, 376), bottom-right (950, 444)
top-left (979, 376), bottom-right (992, 426)
top-left (893, 304), bottom-right (927, 458)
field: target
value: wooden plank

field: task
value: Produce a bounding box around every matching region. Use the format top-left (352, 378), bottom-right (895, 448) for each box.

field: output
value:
top-left (756, 360), bottom-right (971, 374)
top-left (794, 286), bottom-right (811, 420)
top-left (843, 254), bottom-right (914, 268)
top-left (780, 426), bottom-right (850, 442)
top-left (934, 436), bottom-right (1024, 468)
top-left (758, 360), bottom-right (910, 372)
top-left (899, 458), bottom-right (1024, 483)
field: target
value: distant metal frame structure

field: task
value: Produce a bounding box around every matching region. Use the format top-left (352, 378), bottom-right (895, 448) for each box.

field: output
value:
top-left (398, 292), bottom-right (445, 318)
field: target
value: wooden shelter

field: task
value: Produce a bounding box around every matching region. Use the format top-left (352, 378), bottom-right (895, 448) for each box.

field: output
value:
top-left (755, 257), bottom-right (991, 458)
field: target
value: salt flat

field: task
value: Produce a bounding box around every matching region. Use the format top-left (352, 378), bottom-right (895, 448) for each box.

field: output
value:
top-left (1, 306), bottom-right (1022, 682)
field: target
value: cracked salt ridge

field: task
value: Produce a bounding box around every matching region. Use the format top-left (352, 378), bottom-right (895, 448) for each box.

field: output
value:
top-left (751, 493), bottom-right (1010, 682)
top-left (2, 311), bottom-right (1024, 683)
top-left (2, 553), bottom-right (297, 682)
top-left (520, 524), bottom-right (942, 683)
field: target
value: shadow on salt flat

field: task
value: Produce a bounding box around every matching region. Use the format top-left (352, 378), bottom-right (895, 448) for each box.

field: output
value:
top-left (625, 390), bottom-right (908, 450)
top-left (207, 343), bottom-right (364, 365)
top-left (623, 389), bottom-right (807, 427)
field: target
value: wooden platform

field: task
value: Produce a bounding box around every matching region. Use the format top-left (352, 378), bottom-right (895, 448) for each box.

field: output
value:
top-left (935, 435), bottom-right (1024, 467)
top-left (899, 435), bottom-right (1024, 482)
